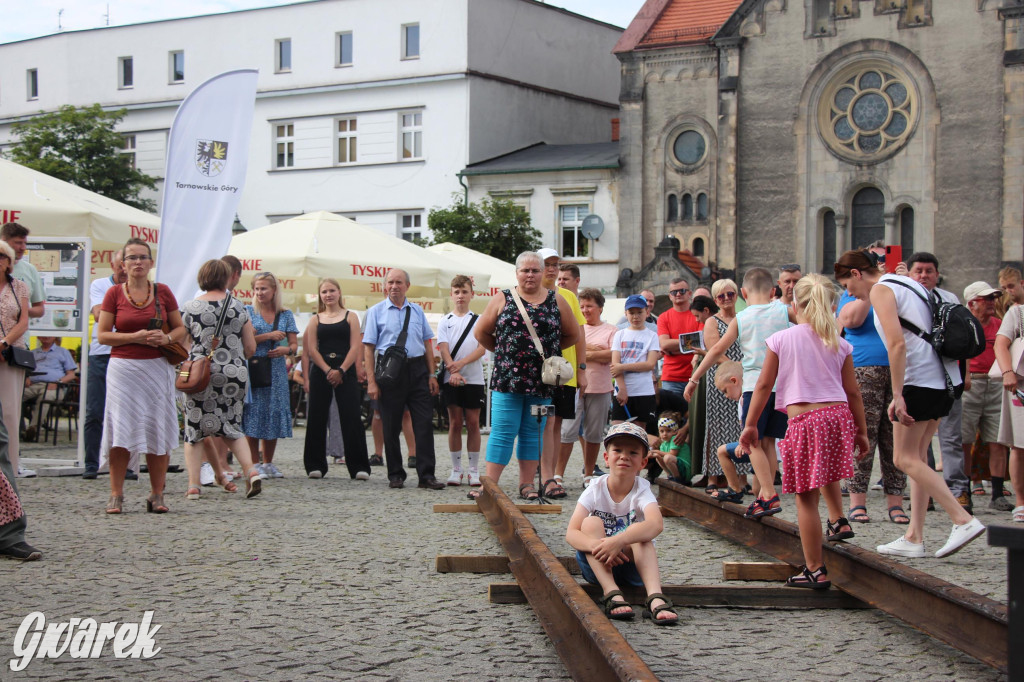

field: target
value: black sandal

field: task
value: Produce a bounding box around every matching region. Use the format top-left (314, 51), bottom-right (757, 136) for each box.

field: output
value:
top-left (826, 517), bottom-right (855, 542)
top-left (888, 505), bottom-right (910, 525)
top-left (704, 484), bottom-right (719, 495)
top-left (541, 478), bottom-right (567, 499)
top-left (518, 483), bottom-right (539, 501)
top-left (785, 565), bottom-right (831, 590)
top-left (641, 593), bottom-right (678, 626)
top-left (848, 505), bottom-right (870, 523)
top-left (709, 487), bottom-right (744, 504)
top-left (601, 590), bottom-right (635, 621)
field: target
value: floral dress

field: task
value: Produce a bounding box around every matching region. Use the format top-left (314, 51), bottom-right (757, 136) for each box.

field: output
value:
top-left (182, 297), bottom-right (249, 443)
top-left (243, 306), bottom-right (298, 440)
top-left (704, 315), bottom-right (746, 477)
top-left (490, 289), bottom-right (562, 398)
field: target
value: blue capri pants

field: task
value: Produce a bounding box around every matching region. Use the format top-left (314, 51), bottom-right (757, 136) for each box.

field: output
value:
top-left (486, 391), bottom-right (550, 466)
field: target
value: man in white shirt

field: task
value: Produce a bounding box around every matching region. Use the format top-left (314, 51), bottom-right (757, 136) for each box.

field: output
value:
top-left (83, 251), bottom-right (125, 478)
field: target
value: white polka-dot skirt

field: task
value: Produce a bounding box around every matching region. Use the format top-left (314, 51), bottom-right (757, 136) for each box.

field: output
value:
top-left (778, 403), bottom-right (856, 495)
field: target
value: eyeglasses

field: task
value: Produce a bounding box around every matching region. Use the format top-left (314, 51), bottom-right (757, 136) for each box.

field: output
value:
top-left (668, 288), bottom-right (689, 296)
top-left (124, 255), bottom-right (150, 262)
top-left (779, 263), bottom-right (801, 272)
top-left (715, 291), bottom-right (736, 301)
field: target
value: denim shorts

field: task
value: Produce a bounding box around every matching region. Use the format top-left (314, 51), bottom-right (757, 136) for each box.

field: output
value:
top-left (723, 441), bottom-right (749, 465)
top-left (575, 550), bottom-right (645, 587)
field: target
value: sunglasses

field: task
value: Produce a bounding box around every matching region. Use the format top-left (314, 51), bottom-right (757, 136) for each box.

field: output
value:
top-left (715, 291), bottom-right (736, 301)
top-left (668, 288), bottom-right (689, 296)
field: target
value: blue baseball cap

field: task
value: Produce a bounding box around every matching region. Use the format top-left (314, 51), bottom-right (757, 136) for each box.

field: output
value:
top-left (625, 294), bottom-right (648, 311)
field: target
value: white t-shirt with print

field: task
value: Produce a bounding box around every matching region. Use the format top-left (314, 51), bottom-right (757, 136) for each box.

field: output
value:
top-left (577, 475), bottom-right (658, 537)
top-left (612, 327), bottom-right (659, 396)
top-left (437, 311), bottom-right (483, 385)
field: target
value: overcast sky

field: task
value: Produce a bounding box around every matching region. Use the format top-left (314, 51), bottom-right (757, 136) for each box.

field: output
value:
top-left (0, 0), bottom-right (648, 44)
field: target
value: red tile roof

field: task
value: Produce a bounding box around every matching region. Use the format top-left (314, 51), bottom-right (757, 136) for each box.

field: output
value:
top-left (614, 0), bottom-right (742, 53)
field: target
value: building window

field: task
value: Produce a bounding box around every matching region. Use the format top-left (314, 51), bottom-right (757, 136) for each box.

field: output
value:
top-left (274, 123), bottom-right (295, 169)
top-left (337, 32), bottom-right (353, 66)
top-left (899, 206), bottom-right (915, 254)
top-left (118, 57), bottom-right (133, 89)
top-left (696, 193), bottom-right (709, 221)
top-left (275, 39), bottom-right (292, 72)
top-left (400, 214), bottom-right (422, 242)
top-left (560, 204), bottom-right (590, 259)
top-left (682, 194), bottom-right (693, 220)
top-left (821, 209), bottom-right (837, 274)
top-left (402, 23), bottom-right (420, 59)
top-left (336, 118), bottom-right (357, 164)
top-left (26, 69), bottom-right (38, 100)
top-left (667, 194), bottom-right (678, 222)
top-left (169, 51), bottom-right (184, 83)
top-left (121, 135), bottom-right (137, 170)
top-left (400, 112), bottom-right (422, 160)
top-left (671, 130), bottom-right (707, 168)
top-left (692, 237), bottom-right (705, 259)
top-left (852, 187), bottom-right (885, 249)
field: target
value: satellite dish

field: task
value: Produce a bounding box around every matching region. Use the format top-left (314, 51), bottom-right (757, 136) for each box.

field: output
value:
top-left (581, 214), bottom-right (605, 240)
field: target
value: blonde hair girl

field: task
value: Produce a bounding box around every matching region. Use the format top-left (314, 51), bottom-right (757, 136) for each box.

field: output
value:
top-left (792, 274), bottom-right (840, 352)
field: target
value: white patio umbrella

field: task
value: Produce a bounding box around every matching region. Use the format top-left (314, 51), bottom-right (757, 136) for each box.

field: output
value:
top-left (424, 242), bottom-right (517, 295)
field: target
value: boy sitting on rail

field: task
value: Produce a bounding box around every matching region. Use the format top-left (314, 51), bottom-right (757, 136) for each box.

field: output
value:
top-left (565, 422), bottom-right (679, 625)
top-left (707, 361), bottom-right (755, 503)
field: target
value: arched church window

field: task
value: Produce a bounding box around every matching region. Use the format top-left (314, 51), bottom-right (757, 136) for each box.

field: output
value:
top-left (682, 194), bottom-right (693, 220)
top-left (852, 188), bottom-right (884, 248)
top-left (899, 206), bottom-right (914, 254)
top-left (667, 194), bottom-right (678, 222)
top-left (696, 193), bottom-right (709, 221)
top-left (692, 237), bottom-right (705, 259)
top-left (821, 209), bottom-right (837, 274)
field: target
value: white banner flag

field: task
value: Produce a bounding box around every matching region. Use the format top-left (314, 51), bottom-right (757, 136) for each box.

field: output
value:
top-left (156, 69), bottom-right (258, 303)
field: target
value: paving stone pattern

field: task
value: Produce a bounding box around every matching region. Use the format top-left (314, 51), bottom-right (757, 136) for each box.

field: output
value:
top-left (2, 431), bottom-right (1007, 681)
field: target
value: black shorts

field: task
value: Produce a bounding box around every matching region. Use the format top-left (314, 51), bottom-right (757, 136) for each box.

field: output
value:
top-left (610, 394), bottom-right (657, 427)
top-left (442, 383), bottom-right (485, 410)
top-left (902, 385), bottom-right (954, 422)
top-left (553, 386), bottom-right (577, 419)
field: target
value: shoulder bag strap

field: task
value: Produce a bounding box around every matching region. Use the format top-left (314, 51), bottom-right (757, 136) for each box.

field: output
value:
top-left (510, 287), bottom-right (546, 359)
top-left (449, 313), bottom-right (478, 359)
top-left (272, 311), bottom-right (281, 332)
top-left (209, 294), bottom-right (233, 354)
top-left (152, 283), bottom-right (162, 319)
top-left (0, 279), bottom-right (21, 338)
top-left (887, 278), bottom-right (933, 340)
top-left (394, 306), bottom-right (412, 351)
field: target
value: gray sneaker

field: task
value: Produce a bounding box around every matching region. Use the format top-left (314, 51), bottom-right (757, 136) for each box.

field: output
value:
top-left (0, 542), bottom-right (42, 561)
top-left (266, 463), bottom-right (284, 479)
top-left (990, 496), bottom-right (1014, 512)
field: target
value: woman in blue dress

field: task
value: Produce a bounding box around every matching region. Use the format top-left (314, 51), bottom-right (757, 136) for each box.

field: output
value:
top-left (243, 272), bottom-right (298, 478)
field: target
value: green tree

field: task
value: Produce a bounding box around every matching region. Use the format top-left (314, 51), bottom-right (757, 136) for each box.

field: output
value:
top-left (6, 104), bottom-right (158, 212)
top-left (427, 195), bottom-right (541, 263)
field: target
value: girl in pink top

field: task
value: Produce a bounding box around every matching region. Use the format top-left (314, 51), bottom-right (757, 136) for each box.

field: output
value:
top-left (741, 274), bottom-right (868, 590)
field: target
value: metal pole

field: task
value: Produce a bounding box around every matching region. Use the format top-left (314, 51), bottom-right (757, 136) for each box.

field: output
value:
top-left (988, 524), bottom-right (1023, 678)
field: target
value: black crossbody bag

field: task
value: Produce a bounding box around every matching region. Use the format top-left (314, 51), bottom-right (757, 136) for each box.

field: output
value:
top-left (375, 307), bottom-right (411, 390)
top-left (0, 279), bottom-right (36, 372)
top-left (436, 313), bottom-right (478, 381)
top-left (248, 312), bottom-right (281, 388)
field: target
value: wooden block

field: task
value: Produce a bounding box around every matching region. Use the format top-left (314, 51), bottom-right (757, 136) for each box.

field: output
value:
top-left (438, 555), bottom-right (580, 574)
top-left (722, 561), bottom-right (795, 581)
top-left (488, 582), bottom-right (870, 609)
top-left (432, 503), bottom-right (562, 514)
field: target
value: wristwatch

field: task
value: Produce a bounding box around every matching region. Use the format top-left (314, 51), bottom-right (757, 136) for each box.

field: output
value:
top-left (0, 340), bottom-right (8, 349)
top-left (578, 363), bottom-right (587, 370)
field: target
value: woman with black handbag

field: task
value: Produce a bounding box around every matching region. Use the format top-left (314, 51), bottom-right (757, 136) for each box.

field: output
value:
top-left (0, 240), bottom-right (31, 479)
top-left (181, 260), bottom-right (263, 500)
top-left (243, 272), bottom-right (298, 478)
top-left (96, 237), bottom-right (187, 514)
top-left (301, 278), bottom-right (369, 479)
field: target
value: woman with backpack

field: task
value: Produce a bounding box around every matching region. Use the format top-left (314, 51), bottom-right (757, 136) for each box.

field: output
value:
top-left (835, 250), bottom-right (985, 559)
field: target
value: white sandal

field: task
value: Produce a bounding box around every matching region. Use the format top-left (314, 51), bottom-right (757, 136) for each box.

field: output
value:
top-left (583, 475), bottom-right (594, 489)
top-left (1013, 506), bottom-right (1024, 523)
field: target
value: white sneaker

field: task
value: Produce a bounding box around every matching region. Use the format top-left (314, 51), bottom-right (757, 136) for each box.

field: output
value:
top-left (308, 470), bottom-right (322, 479)
top-left (447, 469), bottom-right (463, 486)
top-left (16, 466), bottom-right (36, 479)
top-left (935, 517), bottom-right (986, 558)
top-left (256, 464), bottom-right (270, 480)
top-left (877, 536), bottom-right (926, 558)
top-left (199, 462), bottom-right (215, 486)
top-left (266, 463), bottom-right (284, 479)
top-left (468, 469), bottom-right (481, 486)
top-left (355, 471), bottom-right (370, 481)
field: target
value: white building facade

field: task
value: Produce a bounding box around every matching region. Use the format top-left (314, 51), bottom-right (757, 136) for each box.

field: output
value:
top-left (0, 0), bottom-right (622, 242)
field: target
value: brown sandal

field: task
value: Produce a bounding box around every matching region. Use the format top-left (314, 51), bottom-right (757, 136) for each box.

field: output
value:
top-left (146, 494), bottom-right (169, 514)
top-left (105, 495), bottom-right (124, 514)
top-left (518, 483), bottom-right (539, 501)
top-left (215, 473), bottom-right (238, 493)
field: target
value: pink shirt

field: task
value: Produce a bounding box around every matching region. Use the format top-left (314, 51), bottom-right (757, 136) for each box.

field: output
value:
top-left (765, 324), bottom-right (852, 410)
top-left (583, 322), bottom-right (618, 394)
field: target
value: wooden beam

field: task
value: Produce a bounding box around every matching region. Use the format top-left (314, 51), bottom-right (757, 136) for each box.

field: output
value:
top-left (433, 503), bottom-right (562, 514)
top-left (723, 561), bottom-right (796, 581)
top-left (436, 554), bottom-right (580, 575)
top-left (488, 583), bottom-right (872, 609)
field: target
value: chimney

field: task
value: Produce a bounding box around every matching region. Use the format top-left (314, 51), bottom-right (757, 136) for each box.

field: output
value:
top-left (611, 118), bottom-right (620, 142)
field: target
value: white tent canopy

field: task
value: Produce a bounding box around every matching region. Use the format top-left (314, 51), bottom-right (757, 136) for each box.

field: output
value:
top-left (228, 212), bottom-right (492, 312)
top-left (0, 157), bottom-right (161, 280)
top-left (425, 242), bottom-right (517, 294)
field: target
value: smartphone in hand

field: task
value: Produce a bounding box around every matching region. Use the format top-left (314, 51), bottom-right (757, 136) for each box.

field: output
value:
top-left (884, 245), bottom-right (902, 274)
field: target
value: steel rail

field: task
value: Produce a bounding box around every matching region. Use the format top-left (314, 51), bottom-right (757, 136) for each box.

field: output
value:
top-left (656, 480), bottom-right (1008, 671)
top-left (475, 477), bottom-right (658, 682)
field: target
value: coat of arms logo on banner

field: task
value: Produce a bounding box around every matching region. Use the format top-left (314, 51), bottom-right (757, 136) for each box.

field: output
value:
top-left (195, 139), bottom-right (229, 177)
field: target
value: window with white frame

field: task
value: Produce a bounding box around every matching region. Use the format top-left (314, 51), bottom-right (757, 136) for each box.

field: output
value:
top-left (400, 112), bottom-right (422, 160)
top-left (337, 32), bottom-right (353, 66)
top-left (274, 123), bottom-right (295, 169)
top-left (121, 135), bottom-right (137, 170)
top-left (559, 204), bottom-right (590, 258)
top-left (402, 23), bottom-right (420, 59)
top-left (26, 69), bottom-right (38, 100)
top-left (275, 39), bottom-right (292, 72)
top-left (118, 57), bottom-right (133, 88)
top-left (169, 51), bottom-right (184, 83)
top-left (400, 214), bottom-right (422, 242)
top-left (336, 118), bottom-right (357, 164)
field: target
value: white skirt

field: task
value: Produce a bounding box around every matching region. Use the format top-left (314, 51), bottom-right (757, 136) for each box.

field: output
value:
top-left (100, 357), bottom-right (179, 471)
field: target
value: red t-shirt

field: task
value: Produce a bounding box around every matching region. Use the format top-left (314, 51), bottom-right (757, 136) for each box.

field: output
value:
top-left (101, 283), bottom-right (179, 360)
top-left (968, 316), bottom-right (1002, 374)
top-left (657, 308), bottom-right (703, 383)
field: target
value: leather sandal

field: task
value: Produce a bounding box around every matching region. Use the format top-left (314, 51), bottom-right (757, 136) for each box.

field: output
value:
top-left (245, 469), bottom-right (262, 499)
top-left (601, 590), bottom-right (634, 621)
top-left (541, 478), bottom-right (567, 499)
top-left (215, 473), bottom-right (238, 493)
top-left (105, 495), bottom-right (124, 514)
top-left (146, 493), bottom-right (169, 514)
top-left (185, 487), bottom-right (201, 501)
top-left (642, 593), bottom-right (678, 625)
top-left (518, 483), bottom-right (539, 501)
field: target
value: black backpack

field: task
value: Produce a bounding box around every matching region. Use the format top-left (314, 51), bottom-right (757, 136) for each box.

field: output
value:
top-left (890, 280), bottom-right (985, 361)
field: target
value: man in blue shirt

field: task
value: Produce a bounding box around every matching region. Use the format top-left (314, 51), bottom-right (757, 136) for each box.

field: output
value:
top-left (363, 269), bottom-right (445, 490)
top-left (22, 337), bottom-right (77, 442)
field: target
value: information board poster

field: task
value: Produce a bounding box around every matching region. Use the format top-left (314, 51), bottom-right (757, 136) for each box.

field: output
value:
top-left (25, 238), bottom-right (90, 337)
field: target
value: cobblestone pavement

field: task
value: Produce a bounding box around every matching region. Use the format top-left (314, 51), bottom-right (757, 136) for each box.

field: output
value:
top-left (2, 430), bottom-right (1007, 681)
